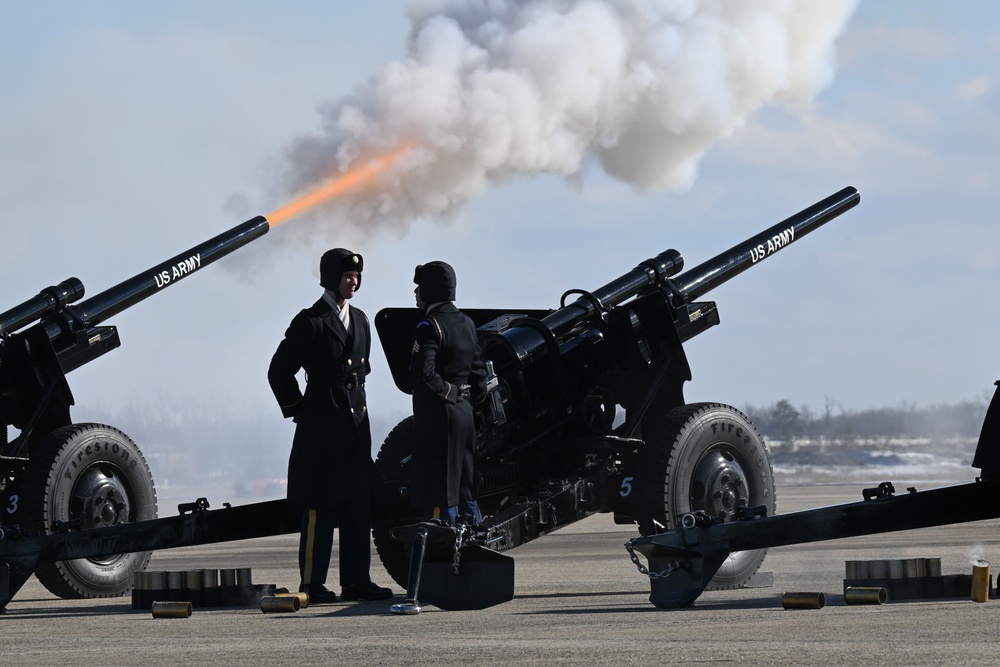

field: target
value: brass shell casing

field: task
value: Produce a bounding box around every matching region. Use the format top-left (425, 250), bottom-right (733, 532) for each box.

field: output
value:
top-left (844, 586), bottom-right (887, 605)
top-left (781, 592), bottom-right (825, 610)
top-left (274, 591), bottom-right (310, 608)
top-left (971, 561), bottom-right (990, 603)
top-left (260, 595), bottom-right (300, 613)
top-left (151, 601), bottom-right (193, 618)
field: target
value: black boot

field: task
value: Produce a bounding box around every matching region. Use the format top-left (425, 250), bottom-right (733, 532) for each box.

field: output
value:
top-left (299, 583), bottom-right (338, 604)
top-left (341, 581), bottom-right (393, 601)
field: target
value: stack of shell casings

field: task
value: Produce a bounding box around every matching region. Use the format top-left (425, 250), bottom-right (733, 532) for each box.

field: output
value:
top-left (132, 567), bottom-right (276, 609)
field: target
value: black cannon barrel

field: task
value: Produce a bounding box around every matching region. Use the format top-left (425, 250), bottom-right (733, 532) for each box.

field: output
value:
top-left (43, 216), bottom-right (269, 340)
top-left (672, 186), bottom-right (860, 302)
top-left (0, 278), bottom-right (86, 336)
top-left (540, 248), bottom-right (685, 337)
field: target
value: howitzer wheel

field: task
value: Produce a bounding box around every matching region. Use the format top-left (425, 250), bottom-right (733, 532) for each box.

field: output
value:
top-left (20, 423), bottom-right (157, 599)
top-left (372, 417), bottom-right (422, 588)
top-left (636, 403), bottom-right (775, 589)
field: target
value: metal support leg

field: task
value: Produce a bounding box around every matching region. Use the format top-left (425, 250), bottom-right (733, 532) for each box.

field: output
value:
top-left (0, 562), bottom-right (9, 614)
top-left (390, 527), bottom-right (428, 615)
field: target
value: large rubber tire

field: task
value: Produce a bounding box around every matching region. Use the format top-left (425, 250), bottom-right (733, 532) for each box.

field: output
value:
top-left (372, 417), bottom-right (421, 588)
top-left (21, 423), bottom-right (158, 599)
top-left (638, 403), bottom-right (775, 589)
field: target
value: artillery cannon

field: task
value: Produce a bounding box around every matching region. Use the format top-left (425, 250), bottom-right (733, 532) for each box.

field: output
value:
top-left (371, 186), bottom-right (861, 606)
top-left (22, 184), bottom-right (972, 615)
top-left (627, 378), bottom-right (1000, 608)
top-left (8, 183), bottom-right (1000, 615)
top-left (0, 216), bottom-right (271, 600)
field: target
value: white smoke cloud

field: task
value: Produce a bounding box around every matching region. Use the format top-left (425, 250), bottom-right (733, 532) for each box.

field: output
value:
top-left (275, 0), bottom-right (859, 240)
top-left (965, 543), bottom-right (989, 566)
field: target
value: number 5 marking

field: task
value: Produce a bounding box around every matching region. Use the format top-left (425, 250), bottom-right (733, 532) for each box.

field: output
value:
top-left (619, 477), bottom-right (633, 497)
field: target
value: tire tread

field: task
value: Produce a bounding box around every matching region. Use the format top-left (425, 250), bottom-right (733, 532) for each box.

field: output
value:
top-left (648, 403), bottom-right (776, 590)
top-left (21, 423), bottom-right (157, 599)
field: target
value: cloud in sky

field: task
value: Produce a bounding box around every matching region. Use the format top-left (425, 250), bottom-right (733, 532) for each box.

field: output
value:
top-left (954, 75), bottom-right (995, 103)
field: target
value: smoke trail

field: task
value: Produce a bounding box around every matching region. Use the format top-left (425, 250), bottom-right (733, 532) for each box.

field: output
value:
top-left (276, 0), bottom-right (858, 239)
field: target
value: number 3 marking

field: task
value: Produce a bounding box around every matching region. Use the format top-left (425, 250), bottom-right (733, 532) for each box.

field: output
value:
top-left (6, 494), bottom-right (18, 514)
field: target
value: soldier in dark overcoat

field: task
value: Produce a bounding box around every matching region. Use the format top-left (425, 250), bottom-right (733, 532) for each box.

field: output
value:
top-left (268, 248), bottom-right (392, 604)
top-left (409, 261), bottom-right (488, 523)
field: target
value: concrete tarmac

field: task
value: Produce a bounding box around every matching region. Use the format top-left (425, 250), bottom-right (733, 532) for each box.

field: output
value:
top-left (4, 482), bottom-right (1000, 666)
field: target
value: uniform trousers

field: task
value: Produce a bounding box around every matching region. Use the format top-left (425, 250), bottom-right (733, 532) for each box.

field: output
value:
top-left (298, 450), bottom-right (371, 587)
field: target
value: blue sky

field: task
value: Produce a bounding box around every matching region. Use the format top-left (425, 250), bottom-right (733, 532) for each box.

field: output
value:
top-left (2, 1), bottom-right (999, 469)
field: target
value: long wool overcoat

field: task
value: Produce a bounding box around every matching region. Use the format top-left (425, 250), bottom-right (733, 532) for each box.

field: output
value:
top-left (268, 297), bottom-right (371, 511)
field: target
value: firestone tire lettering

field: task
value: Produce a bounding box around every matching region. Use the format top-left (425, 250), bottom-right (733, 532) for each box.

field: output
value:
top-left (632, 402), bottom-right (775, 590)
top-left (21, 423), bottom-right (157, 599)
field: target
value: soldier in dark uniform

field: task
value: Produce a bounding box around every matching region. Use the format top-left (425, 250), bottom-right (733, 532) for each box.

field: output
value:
top-left (268, 248), bottom-right (392, 604)
top-left (973, 382), bottom-right (1000, 480)
top-left (409, 261), bottom-right (488, 523)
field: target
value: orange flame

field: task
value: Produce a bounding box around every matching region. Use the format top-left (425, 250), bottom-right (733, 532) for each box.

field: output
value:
top-left (266, 145), bottom-right (411, 226)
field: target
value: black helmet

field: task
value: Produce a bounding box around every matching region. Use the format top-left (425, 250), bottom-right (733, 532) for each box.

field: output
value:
top-left (320, 248), bottom-right (363, 292)
top-left (413, 261), bottom-right (456, 303)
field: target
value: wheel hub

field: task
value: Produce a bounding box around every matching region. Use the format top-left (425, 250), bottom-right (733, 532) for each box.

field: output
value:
top-left (71, 465), bottom-right (131, 529)
top-left (690, 449), bottom-right (749, 520)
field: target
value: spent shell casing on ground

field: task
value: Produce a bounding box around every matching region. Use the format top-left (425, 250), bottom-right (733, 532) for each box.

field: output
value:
top-left (182, 570), bottom-right (203, 606)
top-left (274, 591), bottom-right (310, 608)
top-left (131, 571), bottom-right (149, 610)
top-left (902, 558), bottom-right (925, 578)
top-left (781, 592), bottom-right (825, 609)
top-left (164, 570), bottom-right (183, 601)
top-left (971, 560), bottom-right (990, 603)
top-left (219, 568), bottom-right (237, 587)
top-left (844, 586), bottom-right (887, 605)
top-left (260, 595), bottom-right (300, 613)
top-left (151, 601), bottom-right (193, 618)
top-left (201, 568), bottom-right (221, 607)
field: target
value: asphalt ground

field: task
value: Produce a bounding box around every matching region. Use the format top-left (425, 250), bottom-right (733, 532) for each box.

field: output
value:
top-left (4, 481), bottom-right (1000, 666)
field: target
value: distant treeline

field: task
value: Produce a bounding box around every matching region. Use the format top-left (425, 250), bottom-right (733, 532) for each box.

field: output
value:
top-left (742, 398), bottom-right (989, 443)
